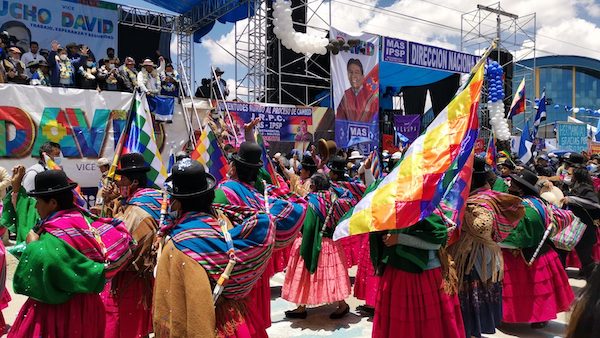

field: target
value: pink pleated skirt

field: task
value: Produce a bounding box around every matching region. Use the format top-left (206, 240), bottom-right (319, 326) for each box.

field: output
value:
top-left (269, 245), bottom-right (292, 277)
top-left (282, 236), bottom-right (351, 306)
top-left (100, 271), bottom-right (153, 338)
top-left (502, 249), bottom-right (574, 323)
top-left (354, 235), bottom-right (379, 307)
top-left (8, 293), bottom-right (106, 338)
top-left (338, 234), bottom-right (364, 268)
top-left (372, 266), bottom-right (465, 338)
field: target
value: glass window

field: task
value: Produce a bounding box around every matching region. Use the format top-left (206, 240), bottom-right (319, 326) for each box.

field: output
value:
top-left (575, 68), bottom-right (600, 109)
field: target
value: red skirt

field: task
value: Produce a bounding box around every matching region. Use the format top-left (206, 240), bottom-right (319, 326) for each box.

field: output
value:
top-left (8, 293), bottom-right (106, 338)
top-left (282, 236), bottom-right (351, 306)
top-left (566, 228), bottom-right (600, 268)
top-left (244, 272), bottom-right (271, 336)
top-left (354, 235), bottom-right (379, 307)
top-left (372, 266), bottom-right (465, 338)
top-left (268, 245), bottom-right (292, 277)
top-left (338, 234), bottom-right (364, 268)
top-left (502, 249), bottom-right (574, 323)
top-left (100, 271), bottom-right (153, 338)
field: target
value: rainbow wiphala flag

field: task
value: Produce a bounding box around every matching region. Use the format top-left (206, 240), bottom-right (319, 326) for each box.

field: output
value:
top-left (108, 92), bottom-right (168, 188)
top-left (191, 124), bottom-right (228, 183)
top-left (333, 60), bottom-right (486, 239)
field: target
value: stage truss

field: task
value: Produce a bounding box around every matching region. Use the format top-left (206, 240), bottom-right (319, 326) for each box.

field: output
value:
top-left (461, 2), bottom-right (536, 141)
top-left (233, 0), bottom-right (331, 105)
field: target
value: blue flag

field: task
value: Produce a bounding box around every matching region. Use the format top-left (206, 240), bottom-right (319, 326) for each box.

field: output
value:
top-left (533, 91), bottom-right (546, 138)
top-left (519, 120), bottom-right (533, 164)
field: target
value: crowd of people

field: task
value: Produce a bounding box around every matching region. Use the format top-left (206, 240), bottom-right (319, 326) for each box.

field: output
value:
top-left (0, 33), bottom-right (181, 97)
top-left (1, 123), bottom-right (600, 338)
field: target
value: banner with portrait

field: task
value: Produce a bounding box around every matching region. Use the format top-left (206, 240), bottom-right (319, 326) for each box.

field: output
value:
top-left (0, 85), bottom-right (189, 190)
top-left (0, 0), bottom-right (118, 55)
top-left (330, 27), bottom-right (379, 154)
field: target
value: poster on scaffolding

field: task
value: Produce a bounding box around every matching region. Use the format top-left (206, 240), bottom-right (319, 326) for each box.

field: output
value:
top-left (330, 27), bottom-right (380, 154)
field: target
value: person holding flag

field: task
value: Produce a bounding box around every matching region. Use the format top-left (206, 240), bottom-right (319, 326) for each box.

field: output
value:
top-left (100, 153), bottom-right (163, 338)
top-left (500, 169), bottom-right (575, 328)
top-left (153, 159), bottom-right (275, 337)
top-left (214, 141), bottom-right (307, 337)
top-left (448, 157), bottom-right (524, 337)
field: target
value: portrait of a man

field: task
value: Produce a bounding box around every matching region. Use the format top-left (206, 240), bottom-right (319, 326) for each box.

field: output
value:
top-left (335, 58), bottom-right (379, 122)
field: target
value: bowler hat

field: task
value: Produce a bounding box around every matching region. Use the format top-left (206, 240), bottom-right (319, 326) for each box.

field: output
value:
top-left (510, 169), bottom-right (540, 196)
top-left (232, 142), bottom-right (263, 168)
top-left (28, 170), bottom-right (77, 197)
top-left (473, 156), bottom-right (488, 175)
top-left (565, 152), bottom-right (585, 166)
top-left (115, 153), bottom-right (151, 174)
top-left (328, 155), bottom-right (347, 173)
top-left (498, 160), bottom-right (515, 170)
top-left (167, 158), bottom-right (216, 198)
top-left (301, 155), bottom-right (317, 169)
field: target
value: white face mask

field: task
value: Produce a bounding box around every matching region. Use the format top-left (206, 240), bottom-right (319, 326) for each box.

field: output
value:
top-left (563, 176), bottom-right (572, 185)
top-left (109, 63), bottom-right (115, 69)
top-left (59, 54), bottom-right (67, 61)
top-left (166, 72), bottom-right (173, 76)
top-left (86, 61), bottom-right (94, 67)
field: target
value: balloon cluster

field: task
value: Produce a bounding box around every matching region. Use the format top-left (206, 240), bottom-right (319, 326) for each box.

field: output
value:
top-left (272, 0), bottom-right (328, 55)
top-left (486, 61), bottom-right (510, 141)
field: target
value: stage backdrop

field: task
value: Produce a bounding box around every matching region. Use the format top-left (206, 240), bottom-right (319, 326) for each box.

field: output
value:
top-left (0, 0), bottom-right (118, 55)
top-left (0, 85), bottom-right (189, 190)
top-left (330, 27), bottom-right (379, 154)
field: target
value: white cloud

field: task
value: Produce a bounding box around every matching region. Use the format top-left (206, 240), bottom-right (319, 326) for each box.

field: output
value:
top-left (534, 18), bottom-right (600, 59)
top-left (201, 20), bottom-right (248, 66)
top-left (226, 78), bottom-right (249, 100)
top-left (577, 0), bottom-right (600, 17)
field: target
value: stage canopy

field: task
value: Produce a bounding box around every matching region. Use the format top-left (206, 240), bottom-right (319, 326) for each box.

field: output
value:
top-left (139, 0), bottom-right (254, 41)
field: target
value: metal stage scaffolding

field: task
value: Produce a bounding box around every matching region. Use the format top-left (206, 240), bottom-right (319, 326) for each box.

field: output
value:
top-left (234, 0), bottom-right (332, 105)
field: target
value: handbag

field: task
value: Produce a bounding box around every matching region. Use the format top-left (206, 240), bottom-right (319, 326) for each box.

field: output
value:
top-left (550, 215), bottom-right (587, 251)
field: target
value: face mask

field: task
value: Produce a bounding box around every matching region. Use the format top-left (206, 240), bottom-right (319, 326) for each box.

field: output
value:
top-left (86, 61), bottom-right (94, 67)
top-left (109, 63), bottom-right (115, 69)
top-left (166, 72), bottom-right (173, 76)
top-left (587, 164), bottom-right (597, 172)
top-left (563, 176), bottom-right (572, 185)
top-left (53, 155), bottom-right (63, 166)
top-left (59, 54), bottom-right (67, 61)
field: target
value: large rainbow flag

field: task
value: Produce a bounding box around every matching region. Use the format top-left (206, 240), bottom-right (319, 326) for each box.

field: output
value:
top-left (108, 91), bottom-right (168, 188)
top-left (333, 59), bottom-right (486, 240)
top-left (190, 124), bottom-right (229, 183)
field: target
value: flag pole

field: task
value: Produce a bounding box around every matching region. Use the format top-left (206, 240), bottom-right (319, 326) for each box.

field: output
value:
top-left (101, 88), bottom-right (137, 217)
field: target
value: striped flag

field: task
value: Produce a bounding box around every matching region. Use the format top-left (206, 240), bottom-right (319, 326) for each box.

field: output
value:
top-left (533, 90), bottom-right (547, 138)
top-left (366, 150), bottom-right (382, 180)
top-left (333, 55), bottom-right (486, 240)
top-left (508, 78), bottom-right (526, 119)
top-left (42, 152), bottom-right (87, 208)
top-left (485, 135), bottom-right (497, 170)
top-left (255, 131), bottom-right (280, 187)
top-left (108, 91), bottom-right (168, 188)
top-left (518, 120), bottom-right (533, 165)
top-left (190, 124), bottom-right (228, 183)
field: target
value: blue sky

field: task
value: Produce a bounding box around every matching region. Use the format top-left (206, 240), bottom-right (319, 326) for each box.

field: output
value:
top-left (112, 0), bottom-right (600, 98)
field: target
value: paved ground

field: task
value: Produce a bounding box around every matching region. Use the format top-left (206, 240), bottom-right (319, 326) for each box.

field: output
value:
top-left (0, 255), bottom-right (585, 337)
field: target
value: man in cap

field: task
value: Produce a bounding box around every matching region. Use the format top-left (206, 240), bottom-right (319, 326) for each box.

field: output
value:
top-left (100, 153), bottom-right (163, 338)
top-left (153, 158), bottom-right (274, 337)
top-left (500, 169), bottom-right (575, 328)
top-left (48, 42), bottom-right (88, 87)
top-left (3, 46), bottom-right (27, 84)
top-left (448, 157), bottom-right (524, 337)
top-left (120, 57), bottom-right (138, 92)
top-left (212, 67), bottom-right (229, 100)
top-left (137, 58), bottom-right (162, 96)
top-left (214, 141), bottom-right (307, 336)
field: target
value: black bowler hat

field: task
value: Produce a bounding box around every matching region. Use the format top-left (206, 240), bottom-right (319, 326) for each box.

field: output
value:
top-left (498, 160), bottom-right (515, 170)
top-left (565, 152), bottom-right (585, 166)
top-left (167, 158), bottom-right (216, 198)
top-left (510, 169), bottom-right (540, 196)
top-left (28, 170), bottom-right (77, 197)
top-left (301, 155), bottom-right (317, 169)
top-left (115, 153), bottom-right (151, 174)
top-left (328, 155), bottom-right (346, 173)
top-left (232, 142), bottom-right (263, 168)
top-left (473, 156), bottom-right (488, 175)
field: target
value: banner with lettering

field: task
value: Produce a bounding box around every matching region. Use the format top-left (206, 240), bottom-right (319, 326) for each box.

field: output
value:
top-left (393, 114), bottom-right (421, 144)
top-left (330, 27), bottom-right (379, 154)
top-left (557, 122), bottom-right (588, 152)
top-left (0, 0), bottom-right (118, 56)
top-left (0, 85), bottom-right (188, 189)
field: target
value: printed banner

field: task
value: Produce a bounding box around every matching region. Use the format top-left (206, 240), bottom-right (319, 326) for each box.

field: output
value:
top-left (557, 122), bottom-right (588, 152)
top-left (0, 0), bottom-right (118, 56)
top-left (383, 36), bottom-right (479, 73)
top-left (590, 141), bottom-right (600, 154)
top-left (217, 101), bottom-right (323, 150)
top-left (330, 27), bottom-right (379, 153)
top-left (393, 114), bottom-right (421, 143)
top-left (0, 84), bottom-right (189, 188)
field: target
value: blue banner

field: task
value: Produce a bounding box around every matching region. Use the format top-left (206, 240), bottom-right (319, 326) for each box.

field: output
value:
top-left (382, 37), bottom-right (479, 74)
top-left (557, 122), bottom-right (588, 152)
